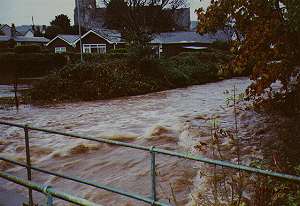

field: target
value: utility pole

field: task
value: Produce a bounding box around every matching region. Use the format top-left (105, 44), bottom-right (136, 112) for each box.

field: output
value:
top-left (76, 0), bottom-right (84, 63)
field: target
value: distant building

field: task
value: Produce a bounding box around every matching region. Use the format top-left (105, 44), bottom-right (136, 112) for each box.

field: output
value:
top-left (0, 24), bottom-right (49, 47)
top-left (151, 30), bottom-right (233, 56)
top-left (46, 29), bottom-right (125, 53)
top-left (74, 0), bottom-right (191, 31)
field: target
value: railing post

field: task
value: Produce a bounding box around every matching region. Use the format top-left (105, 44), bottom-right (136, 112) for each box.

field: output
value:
top-left (24, 125), bottom-right (33, 206)
top-left (150, 146), bottom-right (157, 205)
top-left (43, 185), bottom-right (53, 206)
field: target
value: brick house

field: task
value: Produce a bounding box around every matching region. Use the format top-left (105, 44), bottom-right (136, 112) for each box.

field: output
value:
top-left (46, 29), bottom-right (125, 53)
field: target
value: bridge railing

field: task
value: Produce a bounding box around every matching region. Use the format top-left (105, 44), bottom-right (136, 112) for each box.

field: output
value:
top-left (0, 121), bottom-right (300, 206)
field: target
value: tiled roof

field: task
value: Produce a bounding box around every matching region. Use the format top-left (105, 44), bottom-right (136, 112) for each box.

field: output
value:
top-left (16, 25), bottom-right (33, 35)
top-left (57, 35), bottom-right (80, 44)
top-left (0, 35), bottom-right (49, 43)
top-left (0, 36), bottom-right (10, 42)
top-left (91, 28), bottom-right (125, 43)
top-left (151, 30), bottom-right (233, 44)
top-left (15, 36), bottom-right (49, 43)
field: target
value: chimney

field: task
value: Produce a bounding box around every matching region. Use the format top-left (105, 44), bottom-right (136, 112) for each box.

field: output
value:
top-left (11, 23), bottom-right (17, 39)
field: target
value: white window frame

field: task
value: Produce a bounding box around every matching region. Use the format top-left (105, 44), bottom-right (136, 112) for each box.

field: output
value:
top-left (83, 44), bottom-right (106, 54)
top-left (55, 47), bottom-right (66, 53)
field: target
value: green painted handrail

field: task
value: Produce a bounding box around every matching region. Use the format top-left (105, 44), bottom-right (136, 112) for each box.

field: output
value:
top-left (0, 156), bottom-right (169, 206)
top-left (0, 171), bottom-right (102, 206)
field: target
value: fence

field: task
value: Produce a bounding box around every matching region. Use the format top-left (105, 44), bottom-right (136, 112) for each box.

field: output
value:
top-left (0, 121), bottom-right (300, 206)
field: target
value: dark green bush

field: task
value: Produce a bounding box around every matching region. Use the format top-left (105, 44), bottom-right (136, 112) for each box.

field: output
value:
top-left (0, 48), bottom-right (15, 53)
top-left (0, 53), bottom-right (68, 78)
top-left (109, 48), bottom-right (128, 53)
top-left (14, 45), bottom-right (41, 53)
top-left (211, 40), bottom-right (230, 50)
top-left (28, 50), bottom-right (229, 102)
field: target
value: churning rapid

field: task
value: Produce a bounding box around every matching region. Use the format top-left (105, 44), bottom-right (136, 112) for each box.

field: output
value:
top-left (0, 78), bottom-right (265, 205)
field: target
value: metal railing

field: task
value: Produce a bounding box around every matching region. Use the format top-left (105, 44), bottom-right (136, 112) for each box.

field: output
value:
top-left (1, 121), bottom-right (300, 206)
top-left (0, 171), bottom-right (101, 206)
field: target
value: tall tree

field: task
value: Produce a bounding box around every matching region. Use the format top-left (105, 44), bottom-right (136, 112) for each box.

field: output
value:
top-left (197, 0), bottom-right (300, 101)
top-left (45, 14), bottom-right (73, 39)
top-left (50, 14), bottom-right (72, 34)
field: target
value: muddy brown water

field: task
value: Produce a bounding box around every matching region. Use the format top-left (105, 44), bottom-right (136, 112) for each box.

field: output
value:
top-left (0, 78), bottom-right (267, 205)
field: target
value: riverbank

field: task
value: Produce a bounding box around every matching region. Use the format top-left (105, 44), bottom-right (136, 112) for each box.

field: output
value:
top-left (23, 49), bottom-right (241, 103)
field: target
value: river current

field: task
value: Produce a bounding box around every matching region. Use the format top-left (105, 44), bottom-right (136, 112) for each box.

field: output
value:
top-left (0, 78), bottom-right (269, 205)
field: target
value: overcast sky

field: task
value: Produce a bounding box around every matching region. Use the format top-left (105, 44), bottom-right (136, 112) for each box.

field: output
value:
top-left (0, 0), bottom-right (210, 26)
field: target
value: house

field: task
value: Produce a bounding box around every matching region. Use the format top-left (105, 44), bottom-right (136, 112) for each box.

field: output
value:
top-left (46, 29), bottom-right (125, 54)
top-left (151, 30), bottom-right (233, 56)
top-left (0, 24), bottom-right (49, 47)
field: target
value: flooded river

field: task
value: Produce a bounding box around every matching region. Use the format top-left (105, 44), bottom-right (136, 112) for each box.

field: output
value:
top-left (0, 78), bottom-right (269, 205)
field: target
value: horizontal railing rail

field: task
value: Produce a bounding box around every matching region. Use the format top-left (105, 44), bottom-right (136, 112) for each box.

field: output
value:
top-left (0, 170), bottom-right (102, 206)
top-left (1, 120), bottom-right (300, 206)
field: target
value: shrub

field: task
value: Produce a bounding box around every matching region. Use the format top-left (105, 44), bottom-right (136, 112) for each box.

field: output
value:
top-left (211, 40), bottom-right (230, 50)
top-left (109, 48), bottom-right (128, 53)
top-left (0, 53), bottom-right (68, 78)
top-left (27, 49), bottom-right (234, 102)
top-left (14, 45), bottom-right (41, 53)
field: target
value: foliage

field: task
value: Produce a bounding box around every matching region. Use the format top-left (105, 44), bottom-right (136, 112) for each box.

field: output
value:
top-left (0, 53), bottom-right (68, 78)
top-left (211, 40), bottom-right (230, 51)
top-left (44, 25), bottom-right (64, 40)
top-left (108, 48), bottom-right (128, 54)
top-left (104, 0), bottom-right (186, 43)
top-left (50, 14), bottom-right (71, 33)
top-left (27, 50), bottom-right (231, 102)
top-left (14, 45), bottom-right (41, 53)
top-left (197, 0), bottom-right (300, 103)
top-left (45, 14), bottom-right (77, 39)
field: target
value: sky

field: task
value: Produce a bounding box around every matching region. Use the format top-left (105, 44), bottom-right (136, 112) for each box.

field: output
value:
top-left (0, 0), bottom-right (210, 26)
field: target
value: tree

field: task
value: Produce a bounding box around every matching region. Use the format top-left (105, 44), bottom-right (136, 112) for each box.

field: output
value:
top-left (45, 14), bottom-right (73, 39)
top-left (50, 14), bottom-right (72, 34)
top-left (104, 0), bottom-right (187, 43)
top-left (197, 0), bottom-right (300, 102)
top-left (44, 25), bottom-right (63, 39)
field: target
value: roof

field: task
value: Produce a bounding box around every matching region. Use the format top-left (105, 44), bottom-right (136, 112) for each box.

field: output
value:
top-left (14, 36), bottom-right (49, 43)
top-left (0, 36), bottom-right (10, 42)
top-left (0, 35), bottom-right (49, 43)
top-left (0, 24), bottom-right (23, 37)
top-left (47, 30), bottom-right (124, 47)
top-left (16, 25), bottom-right (33, 35)
top-left (151, 30), bottom-right (233, 44)
top-left (46, 35), bottom-right (80, 46)
top-left (88, 28), bottom-right (125, 43)
top-left (58, 35), bottom-right (80, 44)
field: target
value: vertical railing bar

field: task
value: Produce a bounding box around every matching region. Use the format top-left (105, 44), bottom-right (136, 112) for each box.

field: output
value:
top-left (24, 124), bottom-right (34, 206)
top-left (150, 146), bottom-right (157, 205)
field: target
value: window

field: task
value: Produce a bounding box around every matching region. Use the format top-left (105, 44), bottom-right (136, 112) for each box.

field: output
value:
top-left (83, 44), bottom-right (106, 54)
top-left (55, 47), bottom-right (66, 53)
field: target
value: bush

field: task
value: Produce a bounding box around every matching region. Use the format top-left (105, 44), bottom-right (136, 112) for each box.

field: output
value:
top-left (14, 45), bottom-right (41, 53)
top-left (29, 61), bottom-right (163, 101)
top-left (28, 50), bottom-right (230, 102)
top-left (0, 53), bottom-right (68, 78)
top-left (0, 48), bottom-right (15, 53)
top-left (109, 48), bottom-right (128, 53)
top-left (211, 40), bottom-right (230, 50)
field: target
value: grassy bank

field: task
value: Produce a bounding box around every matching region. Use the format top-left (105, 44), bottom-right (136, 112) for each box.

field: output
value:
top-left (26, 49), bottom-right (238, 102)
